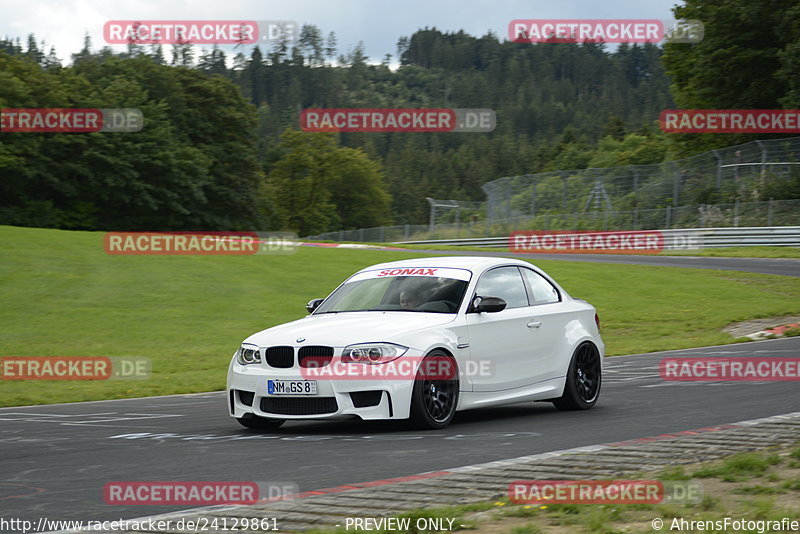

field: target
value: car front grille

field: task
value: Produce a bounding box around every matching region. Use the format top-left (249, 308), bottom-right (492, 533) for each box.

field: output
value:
top-left (298, 345), bottom-right (334, 368)
top-left (265, 346), bottom-right (294, 368)
top-left (260, 397), bottom-right (338, 415)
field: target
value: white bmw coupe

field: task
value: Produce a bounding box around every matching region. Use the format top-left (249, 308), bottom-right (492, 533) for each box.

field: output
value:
top-left (227, 256), bottom-right (603, 429)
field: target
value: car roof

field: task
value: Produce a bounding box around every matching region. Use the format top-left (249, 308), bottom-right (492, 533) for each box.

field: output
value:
top-left (359, 256), bottom-right (537, 274)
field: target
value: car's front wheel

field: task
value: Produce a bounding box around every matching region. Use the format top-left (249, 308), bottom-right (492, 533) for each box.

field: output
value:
top-left (552, 342), bottom-right (601, 411)
top-left (409, 351), bottom-right (459, 429)
top-left (236, 414), bottom-right (285, 430)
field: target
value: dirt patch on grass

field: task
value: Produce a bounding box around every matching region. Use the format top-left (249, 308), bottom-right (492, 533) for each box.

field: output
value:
top-left (723, 315), bottom-right (800, 337)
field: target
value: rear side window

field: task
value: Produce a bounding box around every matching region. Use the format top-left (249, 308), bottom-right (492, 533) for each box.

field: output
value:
top-left (520, 268), bottom-right (560, 304)
top-left (475, 266), bottom-right (529, 309)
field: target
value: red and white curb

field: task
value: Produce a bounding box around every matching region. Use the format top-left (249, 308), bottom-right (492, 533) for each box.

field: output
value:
top-left (746, 322), bottom-right (800, 340)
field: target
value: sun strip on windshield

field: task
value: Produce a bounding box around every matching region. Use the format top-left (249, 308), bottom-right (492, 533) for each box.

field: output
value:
top-left (347, 267), bottom-right (472, 283)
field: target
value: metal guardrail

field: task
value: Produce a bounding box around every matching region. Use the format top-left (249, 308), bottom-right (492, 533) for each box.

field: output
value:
top-left (393, 226), bottom-right (800, 249)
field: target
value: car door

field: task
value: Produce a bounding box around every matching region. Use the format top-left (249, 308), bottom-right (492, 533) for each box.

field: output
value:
top-left (465, 266), bottom-right (545, 392)
top-left (518, 267), bottom-right (571, 382)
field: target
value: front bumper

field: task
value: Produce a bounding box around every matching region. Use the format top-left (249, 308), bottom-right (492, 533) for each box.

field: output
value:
top-left (227, 357), bottom-right (416, 421)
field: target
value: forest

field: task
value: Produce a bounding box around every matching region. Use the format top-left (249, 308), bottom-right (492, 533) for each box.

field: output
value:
top-left (1, 0), bottom-right (798, 235)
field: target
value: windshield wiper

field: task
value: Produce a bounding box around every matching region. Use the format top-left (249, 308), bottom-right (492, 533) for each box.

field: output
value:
top-left (314, 310), bottom-right (368, 315)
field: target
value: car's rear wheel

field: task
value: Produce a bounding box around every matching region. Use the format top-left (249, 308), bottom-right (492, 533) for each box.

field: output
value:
top-left (409, 350), bottom-right (459, 429)
top-left (552, 342), bottom-right (601, 411)
top-left (236, 414), bottom-right (285, 430)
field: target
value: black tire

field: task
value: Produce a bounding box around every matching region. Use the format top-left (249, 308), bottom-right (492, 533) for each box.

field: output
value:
top-left (409, 351), bottom-right (460, 429)
top-left (552, 342), bottom-right (601, 411)
top-left (236, 414), bottom-right (285, 430)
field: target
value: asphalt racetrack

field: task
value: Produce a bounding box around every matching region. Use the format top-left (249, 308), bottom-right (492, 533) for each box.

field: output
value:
top-left (2, 337), bottom-right (799, 525)
top-left (404, 250), bottom-right (800, 277)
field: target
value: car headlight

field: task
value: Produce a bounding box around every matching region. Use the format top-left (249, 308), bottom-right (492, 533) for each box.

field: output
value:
top-left (342, 342), bottom-right (408, 364)
top-left (236, 345), bottom-right (261, 365)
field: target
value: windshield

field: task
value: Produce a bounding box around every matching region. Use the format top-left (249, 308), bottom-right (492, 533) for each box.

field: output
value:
top-left (315, 272), bottom-right (470, 314)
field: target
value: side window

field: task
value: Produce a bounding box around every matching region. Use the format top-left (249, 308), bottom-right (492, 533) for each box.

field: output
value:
top-left (520, 268), bottom-right (560, 304)
top-left (475, 267), bottom-right (529, 309)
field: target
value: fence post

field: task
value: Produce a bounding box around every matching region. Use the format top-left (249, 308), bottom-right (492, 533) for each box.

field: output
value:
top-left (486, 197), bottom-right (492, 235)
top-left (339, 230), bottom-right (344, 242)
top-left (427, 197), bottom-right (436, 234)
top-left (528, 175), bottom-right (536, 216)
top-left (665, 205), bottom-right (671, 228)
top-left (671, 162), bottom-right (680, 207)
top-left (379, 226), bottom-right (385, 243)
top-left (756, 139), bottom-right (767, 175)
top-left (768, 198), bottom-right (774, 226)
top-left (359, 228), bottom-right (365, 241)
top-left (712, 149), bottom-right (722, 192)
top-left (734, 199), bottom-right (739, 227)
top-left (633, 208), bottom-right (639, 230)
top-left (404, 224), bottom-right (410, 239)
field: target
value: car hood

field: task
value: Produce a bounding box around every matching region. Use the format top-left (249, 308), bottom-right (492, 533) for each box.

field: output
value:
top-left (243, 312), bottom-right (457, 349)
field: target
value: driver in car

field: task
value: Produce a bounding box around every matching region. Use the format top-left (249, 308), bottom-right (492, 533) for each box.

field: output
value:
top-left (399, 288), bottom-right (425, 310)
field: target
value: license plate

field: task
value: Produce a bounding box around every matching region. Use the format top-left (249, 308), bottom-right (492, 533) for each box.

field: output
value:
top-left (267, 380), bottom-right (317, 395)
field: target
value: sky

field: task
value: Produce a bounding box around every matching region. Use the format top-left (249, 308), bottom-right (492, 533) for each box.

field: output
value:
top-left (0, 0), bottom-right (684, 64)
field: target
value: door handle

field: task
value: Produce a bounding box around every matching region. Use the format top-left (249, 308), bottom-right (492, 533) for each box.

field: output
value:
top-left (527, 320), bottom-right (542, 328)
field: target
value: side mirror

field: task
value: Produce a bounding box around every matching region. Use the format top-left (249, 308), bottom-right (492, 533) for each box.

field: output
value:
top-left (471, 296), bottom-right (507, 313)
top-left (306, 298), bottom-right (324, 314)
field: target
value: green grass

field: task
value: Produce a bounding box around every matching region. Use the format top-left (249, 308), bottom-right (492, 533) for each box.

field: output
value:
top-left (692, 453), bottom-right (781, 481)
top-left (2, 225), bottom-right (800, 406)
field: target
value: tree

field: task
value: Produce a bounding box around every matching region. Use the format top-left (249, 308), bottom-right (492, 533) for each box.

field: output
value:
top-left (267, 130), bottom-right (391, 235)
top-left (149, 44), bottom-right (166, 65)
top-left (170, 35), bottom-right (193, 67)
top-left (71, 33), bottom-right (93, 65)
top-left (298, 24), bottom-right (324, 66)
top-left (267, 130), bottom-right (340, 235)
top-left (662, 0), bottom-right (800, 150)
top-left (328, 147), bottom-right (392, 228)
top-left (24, 34), bottom-right (43, 65)
top-left (0, 52), bottom-right (262, 231)
top-left (325, 31), bottom-right (337, 65)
